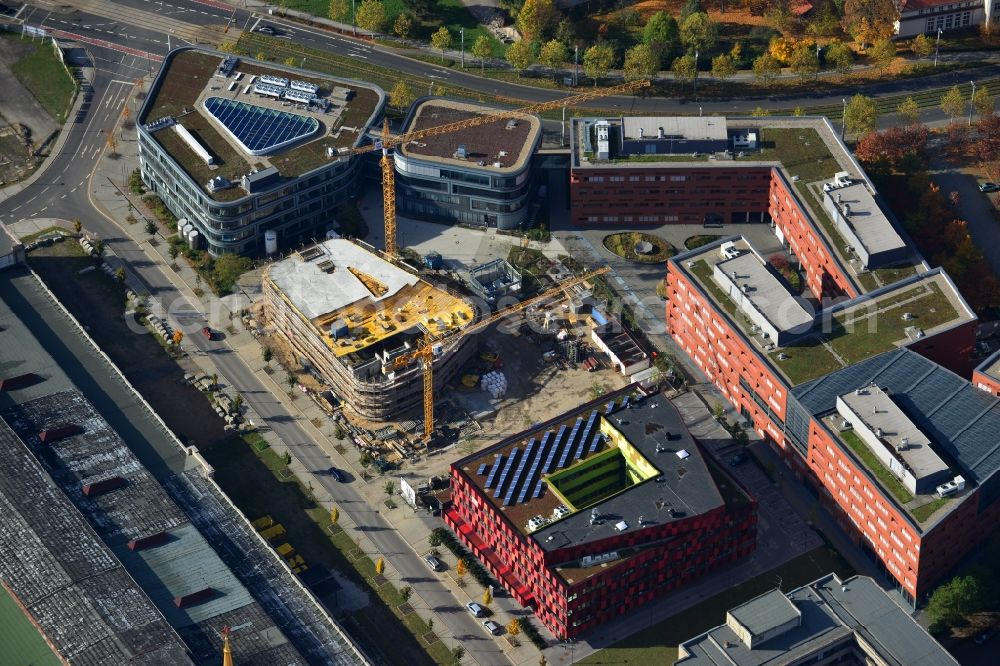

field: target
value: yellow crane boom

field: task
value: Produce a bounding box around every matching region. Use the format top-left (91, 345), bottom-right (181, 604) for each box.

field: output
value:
top-left (356, 79), bottom-right (651, 258)
top-left (394, 266), bottom-right (611, 441)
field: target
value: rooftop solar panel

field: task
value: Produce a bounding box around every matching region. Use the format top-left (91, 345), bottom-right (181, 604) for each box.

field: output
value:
top-left (577, 411), bottom-right (599, 459)
top-left (558, 421), bottom-right (582, 469)
top-left (606, 401), bottom-right (616, 414)
top-left (532, 479), bottom-right (545, 499)
top-left (494, 448), bottom-right (521, 499)
top-left (485, 454), bottom-right (504, 488)
top-left (517, 433), bottom-right (554, 505)
top-left (542, 426), bottom-right (569, 474)
top-left (476, 464), bottom-right (487, 476)
top-left (588, 433), bottom-right (603, 453)
top-left (504, 439), bottom-right (537, 506)
top-left (203, 96), bottom-right (319, 156)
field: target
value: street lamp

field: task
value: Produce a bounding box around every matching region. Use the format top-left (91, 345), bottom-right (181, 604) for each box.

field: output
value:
top-left (969, 80), bottom-right (976, 126)
top-left (693, 49), bottom-right (699, 94)
top-left (460, 27), bottom-right (464, 69)
top-left (574, 45), bottom-right (579, 87)
top-left (351, 0), bottom-right (356, 36)
top-left (841, 97), bottom-right (847, 141)
top-left (934, 27), bottom-right (943, 67)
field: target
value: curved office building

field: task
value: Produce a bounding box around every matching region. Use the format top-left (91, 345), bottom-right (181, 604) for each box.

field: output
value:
top-left (137, 48), bottom-right (384, 256)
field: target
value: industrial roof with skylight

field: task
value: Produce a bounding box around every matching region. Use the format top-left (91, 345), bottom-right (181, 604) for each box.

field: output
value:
top-left (203, 96), bottom-right (319, 155)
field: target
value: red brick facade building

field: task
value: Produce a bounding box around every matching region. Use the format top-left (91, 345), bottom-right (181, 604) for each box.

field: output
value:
top-left (445, 389), bottom-right (757, 638)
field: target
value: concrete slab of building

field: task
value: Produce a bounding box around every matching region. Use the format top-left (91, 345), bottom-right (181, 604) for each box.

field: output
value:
top-left (676, 573), bottom-right (958, 665)
top-left (589, 318), bottom-right (650, 376)
top-left (446, 386), bottom-right (757, 639)
top-left (137, 47), bottom-right (385, 255)
top-left (262, 238), bottom-right (477, 421)
top-left (394, 98), bottom-right (541, 230)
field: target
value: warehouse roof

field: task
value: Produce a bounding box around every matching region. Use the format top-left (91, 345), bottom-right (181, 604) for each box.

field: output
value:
top-left (824, 181), bottom-right (906, 261)
top-left (677, 574), bottom-right (957, 666)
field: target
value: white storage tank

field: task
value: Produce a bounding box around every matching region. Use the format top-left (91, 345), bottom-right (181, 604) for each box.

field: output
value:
top-left (188, 229), bottom-right (200, 250)
top-left (265, 229), bottom-right (278, 255)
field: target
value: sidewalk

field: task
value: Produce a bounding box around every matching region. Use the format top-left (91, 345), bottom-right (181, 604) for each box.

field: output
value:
top-left (85, 113), bottom-right (535, 665)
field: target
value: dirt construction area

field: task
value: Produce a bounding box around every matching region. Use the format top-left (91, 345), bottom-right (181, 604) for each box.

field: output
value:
top-left (441, 311), bottom-right (628, 456)
top-left (0, 35), bottom-right (61, 185)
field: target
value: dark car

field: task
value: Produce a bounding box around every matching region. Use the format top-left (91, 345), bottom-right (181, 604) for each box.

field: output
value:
top-left (975, 630), bottom-right (994, 645)
top-left (729, 452), bottom-right (748, 467)
top-left (978, 182), bottom-right (999, 193)
top-left (201, 326), bottom-right (214, 340)
top-left (328, 467), bottom-right (345, 482)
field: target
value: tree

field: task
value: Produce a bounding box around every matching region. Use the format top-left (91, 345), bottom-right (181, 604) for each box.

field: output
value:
top-left (516, 0), bottom-right (557, 43)
top-left (168, 244), bottom-right (180, 261)
top-left (505, 40), bottom-right (534, 78)
top-left (869, 38), bottom-right (896, 74)
top-left (286, 372), bottom-right (297, 392)
top-left (390, 80), bottom-right (414, 109)
top-left (211, 373), bottom-right (219, 390)
top-left (355, 0), bottom-right (386, 34)
top-left (482, 588), bottom-right (493, 606)
top-left (106, 132), bottom-right (118, 156)
top-left (912, 33), bottom-right (934, 58)
top-left (375, 556), bottom-right (385, 576)
top-left (507, 618), bottom-right (521, 638)
top-left (582, 43), bottom-right (615, 86)
top-left (73, 218), bottom-right (82, 235)
top-left (768, 37), bottom-right (795, 65)
top-left (538, 39), bottom-right (567, 72)
top-left (212, 254), bottom-right (251, 294)
top-left (897, 97), bottom-right (921, 125)
top-left (672, 54), bottom-right (697, 83)
top-left (843, 0), bottom-right (897, 49)
top-left (392, 12), bottom-right (413, 38)
top-left (401, 585), bottom-right (413, 602)
top-left (973, 86), bottom-right (994, 119)
top-left (284, 57), bottom-right (298, 67)
top-left (844, 94), bottom-right (879, 136)
top-left (710, 53), bottom-right (736, 80)
top-left (926, 575), bottom-right (985, 629)
top-left (680, 0), bottom-right (703, 20)
top-left (752, 53), bottom-right (781, 86)
top-left (263, 346), bottom-right (273, 363)
top-left (428, 530), bottom-right (443, 547)
top-left (789, 43), bottom-right (820, 81)
top-left (232, 394), bottom-right (243, 415)
top-left (115, 266), bottom-right (126, 282)
top-left (456, 558), bottom-right (468, 577)
top-left (330, 506), bottom-right (339, 524)
top-left (383, 480), bottom-right (395, 497)
top-left (643, 11), bottom-right (679, 66)
top-left (329, 0), bottom-right (348, 21)
top-left (92, 238), bottom-right (105, 257)
top-left (431, 26), bottom-right (451, 63)
top-left (622, 44), bottom-right (658, 81)
top-left (451, 645), bottom-right (465, 664)
top-left (144, 219), bottom-right (157, 235)
top-left (941, 85), bottom-right (966, 123)
top-left (854, 125), bottom-right (929, 175)
top-left (172, 329), bottom-right (184, 345)
top-left (680, 12), bottom-right (717, 53)
top-left (219, 41), bottom-right (237, 53)
top-left (472, 35), bottom-right (493, 72)
top-left (825, 39), bottom-right (854, 75)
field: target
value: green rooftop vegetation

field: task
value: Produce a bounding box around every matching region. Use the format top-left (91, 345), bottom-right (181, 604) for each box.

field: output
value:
top-left (911, 497), bottom-right (950, 523)
top-left (759, 128), bottom-right (840, 185)
top-left (840, 430), bottom-right (914, 504)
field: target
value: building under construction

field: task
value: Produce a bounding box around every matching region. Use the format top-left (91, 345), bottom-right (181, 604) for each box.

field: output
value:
top-left (263, 239), bottom-right (478, 421)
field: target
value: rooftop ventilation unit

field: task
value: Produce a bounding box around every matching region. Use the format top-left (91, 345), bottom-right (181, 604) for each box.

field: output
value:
top-left (505, 119), bottom-right (518, 130)
top-left (614, 520), bottom-right (629, 532)
top-left (842, 203), bottom-right (852, 217)
top-left (657, 127), bottom-right (665, 139)
top-left (498, 150), bottom-right (508, 157)
top-left (936, 475), bottom-right (966, 498)
top-left (454, 144), bottom-right (468, 159)
top-left (902, 312), bottom-right (915, 321)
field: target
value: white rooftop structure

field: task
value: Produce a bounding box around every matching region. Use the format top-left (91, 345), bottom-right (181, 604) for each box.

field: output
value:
top-left (172, 123), bottom-right (213, 165)
top-left (266, 239), bottom-right (418, 320)
top-left (822, 180), bottom-right (907, 268)
top-left (712, 244), bottom-right (814, 346)
top-left (621, 116), bottom-right (728, 141)
top-left (837, 385), bottom-right (951, 495)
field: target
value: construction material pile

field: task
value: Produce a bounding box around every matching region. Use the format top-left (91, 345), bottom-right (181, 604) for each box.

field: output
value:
top-left (480, 370), bottom-right (508, 399)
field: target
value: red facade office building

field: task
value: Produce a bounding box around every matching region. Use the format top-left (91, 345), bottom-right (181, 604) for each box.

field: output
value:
top-left (446, 388), bottom-right (757, 639)
top-left (593, 116), bottom-right (1000, 604)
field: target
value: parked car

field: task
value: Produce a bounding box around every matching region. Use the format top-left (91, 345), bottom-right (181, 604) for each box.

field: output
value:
top-left (328, 467), bottom-right (345, 482)
top-left (255, 25), bottom-right (276, 35)
top-left (465, 602), bottom-right (486, 618)
top-left (975, 630), bottom-right (994, 645)
top-left (482, 620), bottom-right (502, 635)
top-left (423, 555), bottom-right (443, 571)
top-left (729, 452), bottom-right (748, 466)
top-left (979, 182), bottom-right (1000, 193)
top-left (201, 326), bottom-right (214, 340)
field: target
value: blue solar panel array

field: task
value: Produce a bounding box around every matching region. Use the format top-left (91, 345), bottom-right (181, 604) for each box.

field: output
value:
top-left (503, 438), bottom-right (537, 506)
top-left (485, 454), bottom-right (504, 489)
top-left (204, 96), bottom-right (318, 154)
top-left (493, 448), bottom-right (521, 499)
top-left (477, 464), bottom-right (488, 476)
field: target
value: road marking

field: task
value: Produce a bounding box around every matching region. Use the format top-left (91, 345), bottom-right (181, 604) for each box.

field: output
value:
top-left (60, 194), bottom-right (67, 199)
top-left (71, 187), bottom-right (78, 193)
top-left (39, 206), bottom-right (48, 212)
top-left (25, 196), bottom-right (37, 203)
top-left (40, 187), bottom-right (49, 194)
top-left (11, 205), bottom-right (21, 211)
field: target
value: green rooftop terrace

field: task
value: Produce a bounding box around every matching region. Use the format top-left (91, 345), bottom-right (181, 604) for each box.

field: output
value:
top-left (681, 244), bottom-right (970, 386)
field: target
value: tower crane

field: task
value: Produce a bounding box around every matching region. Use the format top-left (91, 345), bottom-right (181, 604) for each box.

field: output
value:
top-left (342, 79), bottom-right (651, 258)
top-left (393, 266), bottom-right (611, 442)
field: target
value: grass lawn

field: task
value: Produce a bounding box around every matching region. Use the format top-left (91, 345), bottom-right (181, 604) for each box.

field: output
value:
top-left (840, 430), bottom-right (914, 504)
top-left (912, 497), bottom-right (949, 523)
top-left (0, 587), bottom-right (60, 666)
top-left (576, 546), bottom-right (854, 665)
top-left (684, 235), bottom-right (723, 251)
top-left (202, 433), bottom-right (449, 665)
top-left (3, 32), bottom-right (76, 123)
